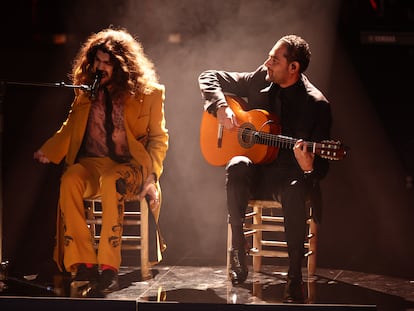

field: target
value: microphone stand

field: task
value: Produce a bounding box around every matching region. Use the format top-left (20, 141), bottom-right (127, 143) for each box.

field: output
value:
top-left (0, 79), bottom-right (90, 294)
top-left (0, 81), bottom-right (5, 292)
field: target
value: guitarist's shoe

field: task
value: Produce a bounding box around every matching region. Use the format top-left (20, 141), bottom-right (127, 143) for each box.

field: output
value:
top-left (283, 278), bottom-right (305, 303)
top-left (229, 248), bottom-right (248, 285)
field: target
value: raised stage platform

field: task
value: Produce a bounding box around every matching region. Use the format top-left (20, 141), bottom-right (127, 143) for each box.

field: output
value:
top-left (1, 264), bottom-right (413, 310)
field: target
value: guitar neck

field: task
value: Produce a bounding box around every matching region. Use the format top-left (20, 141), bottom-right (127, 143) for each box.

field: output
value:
top-left (253, 131), bottom-right (315, 152)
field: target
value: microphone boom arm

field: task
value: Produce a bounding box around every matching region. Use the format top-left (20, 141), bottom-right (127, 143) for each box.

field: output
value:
top-left (5, 80), bottom-right (90, 91)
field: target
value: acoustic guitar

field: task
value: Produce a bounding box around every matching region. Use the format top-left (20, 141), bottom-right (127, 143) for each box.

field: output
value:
top-left (200, 95), bottom-right (348, 166)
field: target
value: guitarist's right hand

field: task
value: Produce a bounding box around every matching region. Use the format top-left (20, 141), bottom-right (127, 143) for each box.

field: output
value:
top-left (217, 106), bottom-right (239, 129)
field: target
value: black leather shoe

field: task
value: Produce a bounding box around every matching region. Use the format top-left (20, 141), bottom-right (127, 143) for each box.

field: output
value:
top-left (283, 278), bottom-right (305, 303)
top-left (229, 248), bottom-right (248, 285)
top-left (97, 269), bottom-right (119, 293)
top-left (71, 264), bottom-right (99, 288)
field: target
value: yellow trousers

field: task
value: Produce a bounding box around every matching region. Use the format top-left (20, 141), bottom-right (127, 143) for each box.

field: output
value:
top-left (59, 157), bottom-right (143, 272)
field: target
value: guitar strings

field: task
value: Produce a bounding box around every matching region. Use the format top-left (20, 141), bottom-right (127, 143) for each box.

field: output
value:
top-left (217, 125), bottom-right (344, 160)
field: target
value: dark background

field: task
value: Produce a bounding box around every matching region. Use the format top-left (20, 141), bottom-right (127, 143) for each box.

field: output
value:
top-left (1, 0), bottom-right (414, 280)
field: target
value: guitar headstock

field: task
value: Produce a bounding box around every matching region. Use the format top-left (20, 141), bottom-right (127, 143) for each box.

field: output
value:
top-left (317, 140), bottom-right (349, 161)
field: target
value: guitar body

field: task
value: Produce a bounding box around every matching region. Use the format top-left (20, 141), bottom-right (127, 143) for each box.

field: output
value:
top-left (200, 95), bottom-right (281, 166)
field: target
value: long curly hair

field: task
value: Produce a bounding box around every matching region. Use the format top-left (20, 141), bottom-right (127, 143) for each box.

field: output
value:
top-left (70, 27), bottom-right (159, 98)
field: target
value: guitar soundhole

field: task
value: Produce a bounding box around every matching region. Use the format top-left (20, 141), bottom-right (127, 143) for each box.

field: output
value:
top-left (238, 123), bottom-right (256, 148)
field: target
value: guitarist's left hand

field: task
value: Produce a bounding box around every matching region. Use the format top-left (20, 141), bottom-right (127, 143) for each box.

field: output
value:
top-left (293, 139), bottom-right (314, 172)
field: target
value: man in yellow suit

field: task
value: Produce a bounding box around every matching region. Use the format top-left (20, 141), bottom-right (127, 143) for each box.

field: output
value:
top-left (34, 27), bottom-right (169, 295)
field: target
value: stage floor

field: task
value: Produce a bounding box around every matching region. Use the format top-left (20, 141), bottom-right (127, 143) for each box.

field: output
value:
top-left (1, 264), bottom-right (414, 310)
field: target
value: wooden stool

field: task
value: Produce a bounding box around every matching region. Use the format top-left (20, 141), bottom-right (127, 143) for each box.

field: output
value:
top-left (227, 199), bottom-right (317, 277)
top-left (83, 196), bottom-right (151, 280)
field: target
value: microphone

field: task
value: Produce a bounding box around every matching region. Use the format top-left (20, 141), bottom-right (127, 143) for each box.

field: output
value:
top-left (90, 70), bottom-right (103, 100)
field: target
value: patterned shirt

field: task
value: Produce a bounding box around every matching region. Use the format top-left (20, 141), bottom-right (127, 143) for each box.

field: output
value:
top-left (80, 88), bottom-right (131, 162)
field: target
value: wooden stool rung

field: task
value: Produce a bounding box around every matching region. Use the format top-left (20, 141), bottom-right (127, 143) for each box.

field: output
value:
top-left (243, 230), bottom-right (256, 237)
top-left (245, 223), bottom-right (285, 232)
top-left (251, 249), bottom-right (289, 258)
top-left (261, 240), bottom-right (287, 247)
top-left (245, 211), bottom-right (257, 217)
top-left (261, 215), bottom-right (284, 222)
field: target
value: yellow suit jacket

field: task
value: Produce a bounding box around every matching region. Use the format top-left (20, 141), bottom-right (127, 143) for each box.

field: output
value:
top-left (39, 83), bottom-right (169, 270)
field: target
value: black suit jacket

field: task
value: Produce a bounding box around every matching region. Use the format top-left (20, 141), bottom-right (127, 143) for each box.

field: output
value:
top-left (198, 65), bottom-right (332, 223)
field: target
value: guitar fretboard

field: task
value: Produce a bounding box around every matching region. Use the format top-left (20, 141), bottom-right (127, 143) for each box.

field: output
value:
top-left (246, 129), bottom-right (342, 160)
top-left (243, 128), bottom-right (313, 150)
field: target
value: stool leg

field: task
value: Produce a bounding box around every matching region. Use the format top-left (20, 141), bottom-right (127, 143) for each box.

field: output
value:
top-left (307, 218), bottom-right (317, 278)
top-left (140, 199), bottom-right (151, 280)
top-left (307, 278), bottom-right (316, 303)
top-left (252, 204), bottom-right (262, 273)
top-left (226, 223), bottom-right (232, 280)
top-left (84, 200), bottom-right (98, 248)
